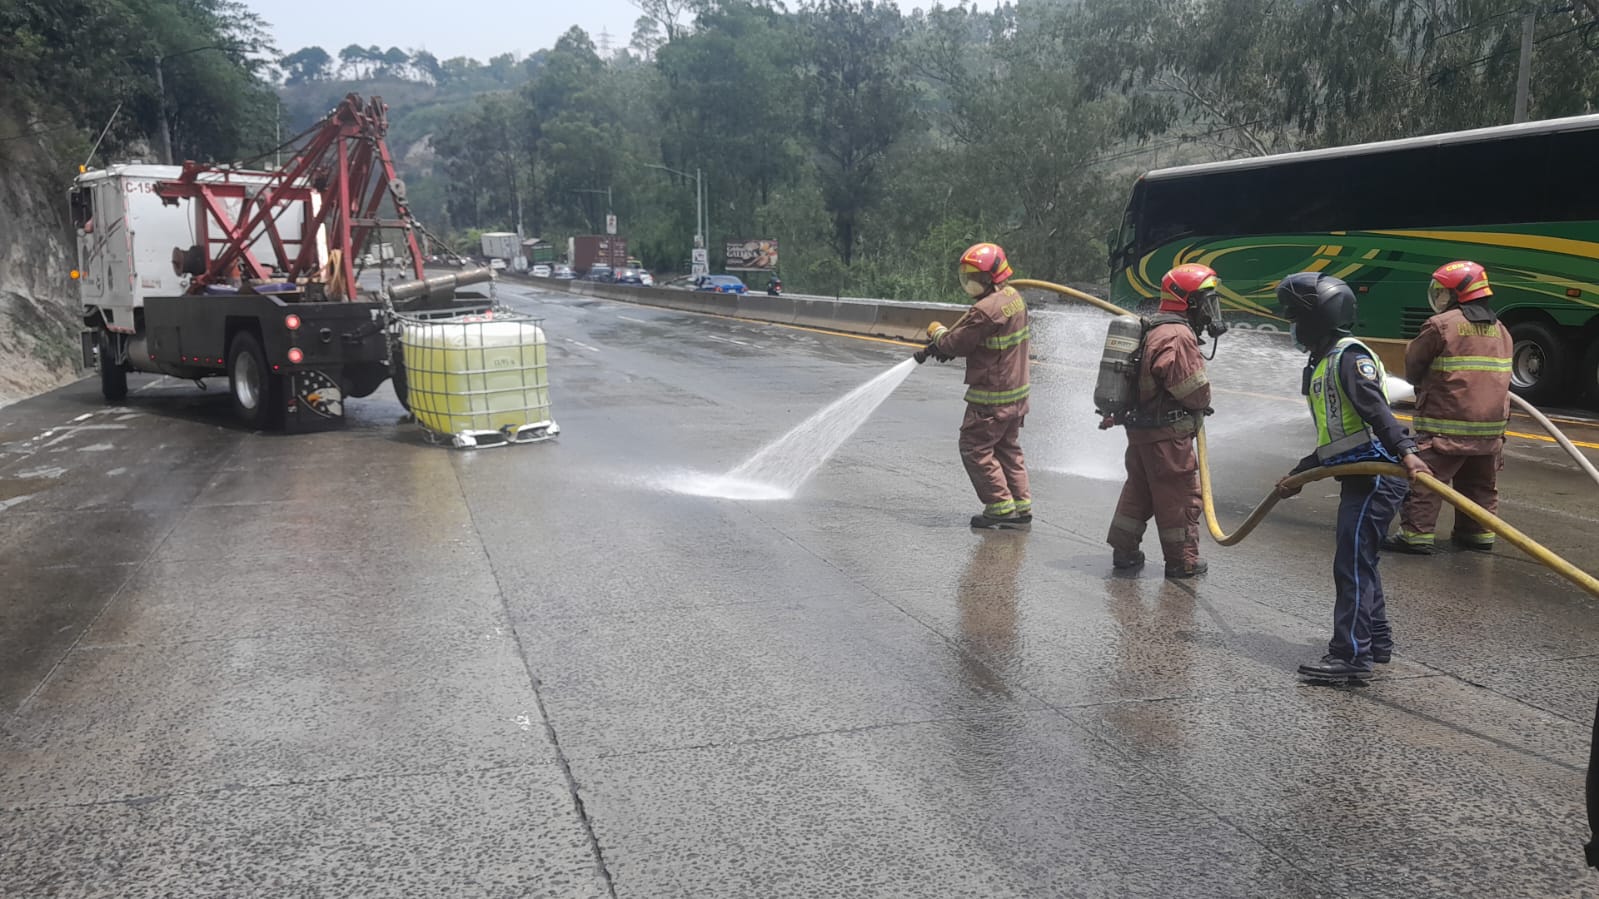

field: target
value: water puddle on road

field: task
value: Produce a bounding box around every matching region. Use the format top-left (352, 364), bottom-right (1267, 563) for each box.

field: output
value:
top-left (657, 358), bottom-right (919, 500)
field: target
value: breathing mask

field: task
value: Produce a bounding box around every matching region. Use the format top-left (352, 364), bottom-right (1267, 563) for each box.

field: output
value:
top-left (1427, 279), bottom-right (1454, 315)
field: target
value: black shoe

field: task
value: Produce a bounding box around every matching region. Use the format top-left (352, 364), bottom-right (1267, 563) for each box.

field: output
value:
top-left (1372, 648), bottom-right (1392, 664)
top-left (1164, 560), bottom-right (1208, 579)
top-left (1112, 550), bottom-right (1145, 570)
top-left (971, 513), bottom-right (1030, 531)
top-left (1451, 535), bottom-right (1494, 553)
top-left (1382, 536), bottom-right (1435, 555)
top-left (1298, 653), bottom-right (1374, 683)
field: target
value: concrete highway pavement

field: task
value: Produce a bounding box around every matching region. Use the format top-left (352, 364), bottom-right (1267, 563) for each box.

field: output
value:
top-left (2, 277), bottom-right (1597, 896)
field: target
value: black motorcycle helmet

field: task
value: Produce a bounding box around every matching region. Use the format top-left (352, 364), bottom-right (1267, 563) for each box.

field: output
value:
top-left (1276, 272), bottom-right (1356, 354)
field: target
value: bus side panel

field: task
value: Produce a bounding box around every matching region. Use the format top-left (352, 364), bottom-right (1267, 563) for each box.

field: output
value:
top-left (1109, 221), bottom-right (1599, 339)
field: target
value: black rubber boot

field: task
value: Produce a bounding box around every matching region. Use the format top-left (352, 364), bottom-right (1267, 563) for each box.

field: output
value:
top-left (971, 513), bottom-right (1030, 531)
top-left (1164, 560), bottom-right (1208, 579)
top-left (1452, 534), bottom-right (1494, 553)
top-left (1372, 647), bottom-right (1393, 664)
top-left (1297, 653), bottom-right (1374, 683)
top-left (1112, 550), bottom-right (1145, 570)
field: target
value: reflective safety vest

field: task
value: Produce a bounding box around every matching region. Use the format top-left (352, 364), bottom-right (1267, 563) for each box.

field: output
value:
top-left (1309, 337), bottom-right (1389, 463)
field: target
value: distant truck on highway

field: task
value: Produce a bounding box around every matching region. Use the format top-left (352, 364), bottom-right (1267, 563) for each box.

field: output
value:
top-left (480, 232), bottom-right (520, 267)
top-left (570, 235), bottom-right (628, 275)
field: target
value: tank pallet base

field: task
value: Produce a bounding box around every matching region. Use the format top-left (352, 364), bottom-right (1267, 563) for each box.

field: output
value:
top-left (421, 420), bottom-right (561, 449)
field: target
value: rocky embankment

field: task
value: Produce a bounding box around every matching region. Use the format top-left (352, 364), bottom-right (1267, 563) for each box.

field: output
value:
top-left (0, 110), bottom-right (81, 408)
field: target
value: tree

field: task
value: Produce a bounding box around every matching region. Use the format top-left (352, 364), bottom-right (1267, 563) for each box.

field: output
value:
top-left (337, 44), bottom-right (373, 79)
top-left (281, 46), bottom-right (332, 85)
top-left (800, 0), bottom-right (916, 266)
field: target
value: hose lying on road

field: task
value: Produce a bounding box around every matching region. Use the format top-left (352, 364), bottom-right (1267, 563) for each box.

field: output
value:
top-left (1194, 426), bottom-right (1599, 599)
top-left (1509, 393), bottom-right (1599, 491)
top-left (1013, 277), bottom-right (1599, 600)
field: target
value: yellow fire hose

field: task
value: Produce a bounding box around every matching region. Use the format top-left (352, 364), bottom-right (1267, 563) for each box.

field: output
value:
top-left (1013, 277), bottom-right (1599, 600)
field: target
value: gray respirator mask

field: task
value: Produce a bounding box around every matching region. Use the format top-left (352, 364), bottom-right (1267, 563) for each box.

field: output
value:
top-left (1189, 289), bottom-right (1229, 346)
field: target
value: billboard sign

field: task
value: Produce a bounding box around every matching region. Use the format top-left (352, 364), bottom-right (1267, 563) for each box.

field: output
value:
top-left (725, 238), bottom-right (779, 272)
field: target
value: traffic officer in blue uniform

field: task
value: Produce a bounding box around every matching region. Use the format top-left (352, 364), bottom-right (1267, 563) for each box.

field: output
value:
top-left (1274, 272), bottom-right (1431, 683)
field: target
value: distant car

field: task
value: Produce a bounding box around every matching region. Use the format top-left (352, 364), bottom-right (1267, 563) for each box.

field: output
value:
top-left (640, 271), bottom-right (655, 287)
top-left (695, 274), bottom-right (747, 295)
top-left (614, 267), bottom-right (646, 286)
top-left (489, 258), bottom-right (507, 271)
top-left (552, 265), bottom-right (576, 280)
top-left (582, 265), bottom-right (615, 282)
top-left (531, 264), bottom-right (552, 278)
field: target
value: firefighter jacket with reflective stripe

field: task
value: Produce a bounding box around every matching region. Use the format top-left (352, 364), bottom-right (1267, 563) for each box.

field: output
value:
top-left (1403, 305), bottom-right (1513, 454)
top-left (1126, 318), bottom-right (1211, 446)
top-left (931, 285), bottom-right (1030, 409)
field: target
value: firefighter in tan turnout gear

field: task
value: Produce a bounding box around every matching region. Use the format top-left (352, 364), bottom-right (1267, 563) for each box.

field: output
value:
top-left (1103, 263), bottom-right (1225, 578)
top-left (1385, 261), bottom-right (1515, 554)
top-left (916, 242), bottom-right (1032, 530)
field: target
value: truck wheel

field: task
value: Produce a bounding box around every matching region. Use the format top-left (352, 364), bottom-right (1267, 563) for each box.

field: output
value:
top-left (98, 330), bottom-right (127, 403)
top-left (391, 351), bottom-right (411, 412)
top-left (1508, 320), bottom-right (1571, 405)
top-left (228, 331), bottom-right (283, 429)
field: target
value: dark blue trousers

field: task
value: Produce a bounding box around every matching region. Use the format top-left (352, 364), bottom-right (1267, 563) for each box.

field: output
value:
top-left (1330, 474), bottom-right (1408, 663)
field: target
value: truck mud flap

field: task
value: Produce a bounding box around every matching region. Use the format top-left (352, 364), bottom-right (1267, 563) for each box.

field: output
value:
top-left (283, 369), bottom-right (346, 433)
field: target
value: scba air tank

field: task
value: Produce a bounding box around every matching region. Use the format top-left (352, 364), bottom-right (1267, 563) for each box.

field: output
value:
top-left (1093, 314), bottom-right (1146, 417)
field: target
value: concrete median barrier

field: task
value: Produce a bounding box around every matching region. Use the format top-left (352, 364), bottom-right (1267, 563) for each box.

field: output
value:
top-left (871, 303), bottom-right (949, 342)
top-left (735, 294), bottom-right (797, 324)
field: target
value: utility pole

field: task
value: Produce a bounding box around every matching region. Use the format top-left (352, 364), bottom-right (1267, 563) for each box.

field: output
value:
top-left (154, 53), bottom-right (174, 165)
top-left (1514, 7), bottom-right (1536, 123)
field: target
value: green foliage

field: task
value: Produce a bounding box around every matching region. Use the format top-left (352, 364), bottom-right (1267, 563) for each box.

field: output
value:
top-left (389, 0), bottom-right (1599, 296)
top-left (0, 0), bottom-right (278, 164)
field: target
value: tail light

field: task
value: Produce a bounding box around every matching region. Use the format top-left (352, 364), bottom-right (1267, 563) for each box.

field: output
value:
top-left (285, 314), bottom-right (301, 330)
top-left (287, 347), bottom-right (304, 363)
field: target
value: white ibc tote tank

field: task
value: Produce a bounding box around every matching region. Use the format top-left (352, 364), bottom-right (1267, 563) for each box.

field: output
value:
top-left (400, 311), bottom-right (559, 447)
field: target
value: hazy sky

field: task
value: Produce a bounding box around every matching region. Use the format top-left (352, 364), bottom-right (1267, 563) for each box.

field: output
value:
top-left (252, 0), bottom-right (998, 62)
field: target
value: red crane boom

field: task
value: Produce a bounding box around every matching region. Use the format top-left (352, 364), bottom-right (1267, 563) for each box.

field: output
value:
top-left (155, 93), bottom-right (425, 300)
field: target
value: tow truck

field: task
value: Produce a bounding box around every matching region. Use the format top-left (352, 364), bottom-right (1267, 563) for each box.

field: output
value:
top-left (73, 93), bottom-right (490, 430)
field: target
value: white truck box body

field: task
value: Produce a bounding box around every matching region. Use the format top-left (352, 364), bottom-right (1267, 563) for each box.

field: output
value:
top-left (75, 165), bottom-right (320, 333)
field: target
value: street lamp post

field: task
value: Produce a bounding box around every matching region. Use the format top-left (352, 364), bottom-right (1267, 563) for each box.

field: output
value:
top-left (644, 163), bottom-right (704, 252)
top-left (153, 45), bottom-right (231, 165)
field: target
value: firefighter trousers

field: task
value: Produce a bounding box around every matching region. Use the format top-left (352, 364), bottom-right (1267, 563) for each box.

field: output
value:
top-left (959, 402), bottom-right (1030, 517)
top-left (1397, 447), bottom-right (1501, 546)
top-left (1106, 435), bottom-right (1201, 566)
top-left (1330, 474), bottom-right (1408, 662)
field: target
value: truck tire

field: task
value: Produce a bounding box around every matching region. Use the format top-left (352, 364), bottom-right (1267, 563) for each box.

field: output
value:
top-left (98, 330), bottom-right (127, 403)
top-left (1509, 320), bottom-right (1571, 405)
top-left (391, 351), bottom-right (411, 412)
top-left (228, 331), bottom-right (283, 429)
top-left (342, 362), bottom-right (390, 399)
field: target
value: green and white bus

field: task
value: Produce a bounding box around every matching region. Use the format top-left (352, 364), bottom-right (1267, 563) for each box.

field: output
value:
top-left (1109, 114), bottom-right (1599, 403)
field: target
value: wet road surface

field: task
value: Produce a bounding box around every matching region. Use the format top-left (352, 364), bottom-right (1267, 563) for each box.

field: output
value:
top-left (3, 278), bottom-right (1598, 897)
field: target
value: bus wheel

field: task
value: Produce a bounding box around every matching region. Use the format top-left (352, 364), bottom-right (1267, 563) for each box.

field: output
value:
top-left (1508, 320), bottom-right (1570, 404)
